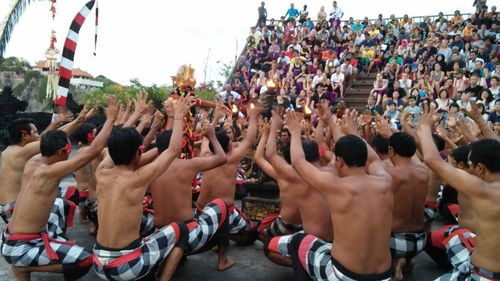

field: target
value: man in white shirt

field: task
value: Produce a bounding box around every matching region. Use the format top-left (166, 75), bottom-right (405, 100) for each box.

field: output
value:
top-left (329, 1), bottom-right (344, 28)
top-left (330, 65), bottom-right (345, 98)
top-left (340, 59), bottom-right (357, 90)
top-left (217, 85), bottom-right (241, 102)
top-left (399, 73), bottom-right (413, 93)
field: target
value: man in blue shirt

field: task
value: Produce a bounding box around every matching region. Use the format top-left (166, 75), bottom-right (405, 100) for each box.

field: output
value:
top-left (285, 3), bottom-right (299, 21)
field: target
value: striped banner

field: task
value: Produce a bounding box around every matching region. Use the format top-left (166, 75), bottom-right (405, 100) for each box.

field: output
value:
top-left (55, 0), bottom-right (96, 106)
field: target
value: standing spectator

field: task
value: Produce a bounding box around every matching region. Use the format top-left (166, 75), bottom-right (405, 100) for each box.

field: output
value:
top-left (317, 6), bottom-right (328, 27)
top-left (329, 1), bottom-right (344, 28)
top-left (299, 5), bottom-right (308, 24)
top-left (284, 3), bottom-right (299, 21)
top-left (258, 2), bottom-right (267, 27)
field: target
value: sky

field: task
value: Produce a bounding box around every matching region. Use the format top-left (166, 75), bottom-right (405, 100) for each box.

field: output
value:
top-left (1, 0), bottom-right (474, 87)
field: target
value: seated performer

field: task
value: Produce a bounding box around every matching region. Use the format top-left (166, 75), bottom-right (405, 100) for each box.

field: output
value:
top-left (285, 110), bottom-right (394, 281)
top-left (0, 97), bottom-right (117, 281)
top-left (151, 123), bottom-right (229, 266)
top-left (417, 111), bottom-right (500, 281)
top-left (264, 109), bottom-right (332, 267)
top-left (196, 103), bottom-right (262, 270)
top-left (71, 122), bottom-right (98, 234)
top-left (0, 111), bottom-right (88, 224)
top-left (92, 96), bottom-right (192, 281)
top-left (384, 131), bottom-right (429, 281)
top-left (254, 120), bottom-right (302, 241)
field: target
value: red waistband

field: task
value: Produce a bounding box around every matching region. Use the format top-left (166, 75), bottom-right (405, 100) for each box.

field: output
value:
top-left (425, 201), bottom-right (439, 208)
top-left (5, 230), bottom-right (74, 261)
top-left (93, 247), bottom-right (143, 268)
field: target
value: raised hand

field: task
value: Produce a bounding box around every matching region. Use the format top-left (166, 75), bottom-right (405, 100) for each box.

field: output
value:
top-left (85, 102), bottom-right (99, 121)
top-left (461, 100), bottom-right (482, 122)
top-left (151, 110), bottom-right (163, 129)
top-left (105, 96), bottom-right (120, 121)
top-left (203, 123), bottom-right (216, 138)
top-left (285, 111), bottom-right (301, 136)
top-left (163, 99), bottom-right (175, 117)
top-left (375, 119), bottom-right (393, 139)
top-left (340, 109), bottom-right (359, 135)
top-left (134, 92), bottom-right (150, 115)
top-left (174, 96), bottom-right (195, 118)
top-left (54, 112), bottom-right (74, 124)
top-left (76, 103), bottom-right (90, 123)
top-left (249, 100), bottom-right (263, 119)
top-left (318, 100), bottom-right (331, 123)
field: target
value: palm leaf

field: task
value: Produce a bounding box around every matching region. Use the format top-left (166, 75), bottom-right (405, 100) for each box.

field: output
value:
top-left (0, 0), bottom-right (44, 58)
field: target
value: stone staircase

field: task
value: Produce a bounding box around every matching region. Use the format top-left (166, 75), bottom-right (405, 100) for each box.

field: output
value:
top-left (343, 73), bottom-right (377, 112)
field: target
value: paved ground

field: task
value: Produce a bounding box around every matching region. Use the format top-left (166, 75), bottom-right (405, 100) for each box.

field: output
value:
top-left (0, 177), bottom-right (448, 280)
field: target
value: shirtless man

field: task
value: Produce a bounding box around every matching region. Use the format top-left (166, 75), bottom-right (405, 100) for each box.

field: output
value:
top-left (71, 122), bottom-right (98, 233)
top-left (417, 112), bottom-right (500, 280)
top-left (0, 97), bottom-right (118, 281)
top-left (263, 110), bottom-right (332, 267)
top-left (196, 104), bottom-right (261, 269)
top-left (285, 110), bottom-right (394, 281)
top-left (92, 96), bottom-right (192, 281)
top-left (151, 124), bottom-right (229, 270)
top-left (384, 132), bottom-right (429, 281)
top-left (254, 121), bottom-right (302, 241)
top-left (0, 112), bottom-right (79, 222)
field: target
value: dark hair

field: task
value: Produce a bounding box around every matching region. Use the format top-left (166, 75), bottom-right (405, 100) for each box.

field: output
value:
top-left (371, 133), bottom-right (389, 155)
top-left (449, 102), bottom-right (460, 110)
top-left (40, 130), bottom-right (69, 157)
top-left (108, 127), bottom-right (143, 165)
top-left (432, 134), bottom-right (446, 151)
top-left (451, 144), bottom-right (470, 167)
top-left (71, 123), bottom-right (96, 145)
top-left (469, 139), bottom-right (500, 173)
top-left (335, 135), bottom-right (367, 167)
top-left (156, 130), bottom-right (173, 153)
top-left (8, 118), bottom-right (35, 144)
top-left (282, 142), bottom-right (292, 164)
top-left (389, 132), bottom-right (417, 158)
top-left (303, 140), bottom-right (320, 162)
top-left (209, 128), bottom-right (230, 153)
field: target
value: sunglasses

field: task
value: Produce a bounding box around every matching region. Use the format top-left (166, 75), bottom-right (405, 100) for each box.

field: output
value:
top-left (64, 143), bottom-right (72, 154)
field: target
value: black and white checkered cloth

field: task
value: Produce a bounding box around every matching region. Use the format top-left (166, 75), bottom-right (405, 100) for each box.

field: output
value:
top-left (265, 232), bottom-right (301, 258)
top-left (434, 264), bottom-right (500, 281)
top-left (424, 201), bottom-right (439, 224)
top-left (187, 199), bottom-right (227, 253)
top-left (140, 211), bottom-right (155, 237)
top-left (443, 226), bottom-right (476, 275)
top-left (0, 201), bottom-right (15, 223)
top-left (93, 222), bottom-right (185, 281)
top-left (263, 215), bottom-right (303, 237)
top-left (288, 233), bottom-right (392, 281)
top-left (390, 231), bottom-right (427, 260)
top-left (228, 206), bottom-right (254, 234)
top-left (1, 228), bottom-right (92, 278)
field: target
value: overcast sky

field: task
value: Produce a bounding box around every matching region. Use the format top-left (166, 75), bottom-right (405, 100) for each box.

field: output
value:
top-left (1, 0), bottom-right (474, 86)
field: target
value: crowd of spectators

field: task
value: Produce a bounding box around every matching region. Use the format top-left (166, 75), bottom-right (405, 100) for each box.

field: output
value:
top-left (218, 0), bottom-right (499, 138)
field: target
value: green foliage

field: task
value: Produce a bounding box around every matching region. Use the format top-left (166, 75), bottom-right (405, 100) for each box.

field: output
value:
top-left (0, 56), bottom-right (31, 73)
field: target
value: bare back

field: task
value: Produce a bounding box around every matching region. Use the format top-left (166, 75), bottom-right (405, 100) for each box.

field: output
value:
top-left (388, 162), bottom-right (429, 232)
top-left (197, 160), bottom-right (238, 208)
top-left (326, 174), bottom-right (393, 274)
top-left (274, 178), bottom-right (302, 225)
top-left (151, 159), bottom-right (196, 226)
top-left (469, 182), bottom-right (500, 273)
top-left (0, 146), bottom-right (35, 205)
top-left (73, 147), bottom-right (94, 193)
top-left (457, 192), bottom-right (475, 232)
top-left (96, 165), bottom-right (148, 248)
top-left (8, 156), bottom-right (62, 234)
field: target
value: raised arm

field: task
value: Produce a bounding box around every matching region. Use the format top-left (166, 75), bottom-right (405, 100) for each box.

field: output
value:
top-left (142, 111), bottom-right (163, 146)
top-left (227, 102), bottom-right (261, 164)
top-left (187, 124), bottom-right (227, 172)
top-left (255, 121), bottom-right (278, 179)
top-left (132, 96), bottom-right (193, 186)
top-left (417, 111), bottom-right (487, 198)
top-left (462, 101), bottom-right (499, 140)
top-left (124, 92), bottom-right (150, 128)
top-left (45, 96), bottom-right (120, 178)
top-left (286, 111), bottom-right (339, 193)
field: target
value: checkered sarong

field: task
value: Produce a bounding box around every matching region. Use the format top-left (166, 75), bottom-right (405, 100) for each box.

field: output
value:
top-left (1, 229), bottom-right (92, 279)
top-left (424, 201), bottom-right (439, 224)
top-left (0, 201), bottom-right (15, 223)
top-left (390, 231), bottom-right (427, 260)
top-left (228, 206), bottom-right (254, 234)
top-left (435, 264), bottom-right (500, 281)
top-left (263, 215), bottom-right (302, 237)
top-left (92, 222), bottom-right (185, 281)
top-left (265, 232), bottom-right (301, 258)
top-left (186, 199), bottom-right (227, 253)
top-left (140, 211), bottom-right (155, 237)
top-left (443, 226), bottom-right (476, 275)
top-left (288, 233), bottom-right (392, 281)
top-left (0, 198), bottom-right (69, 238)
